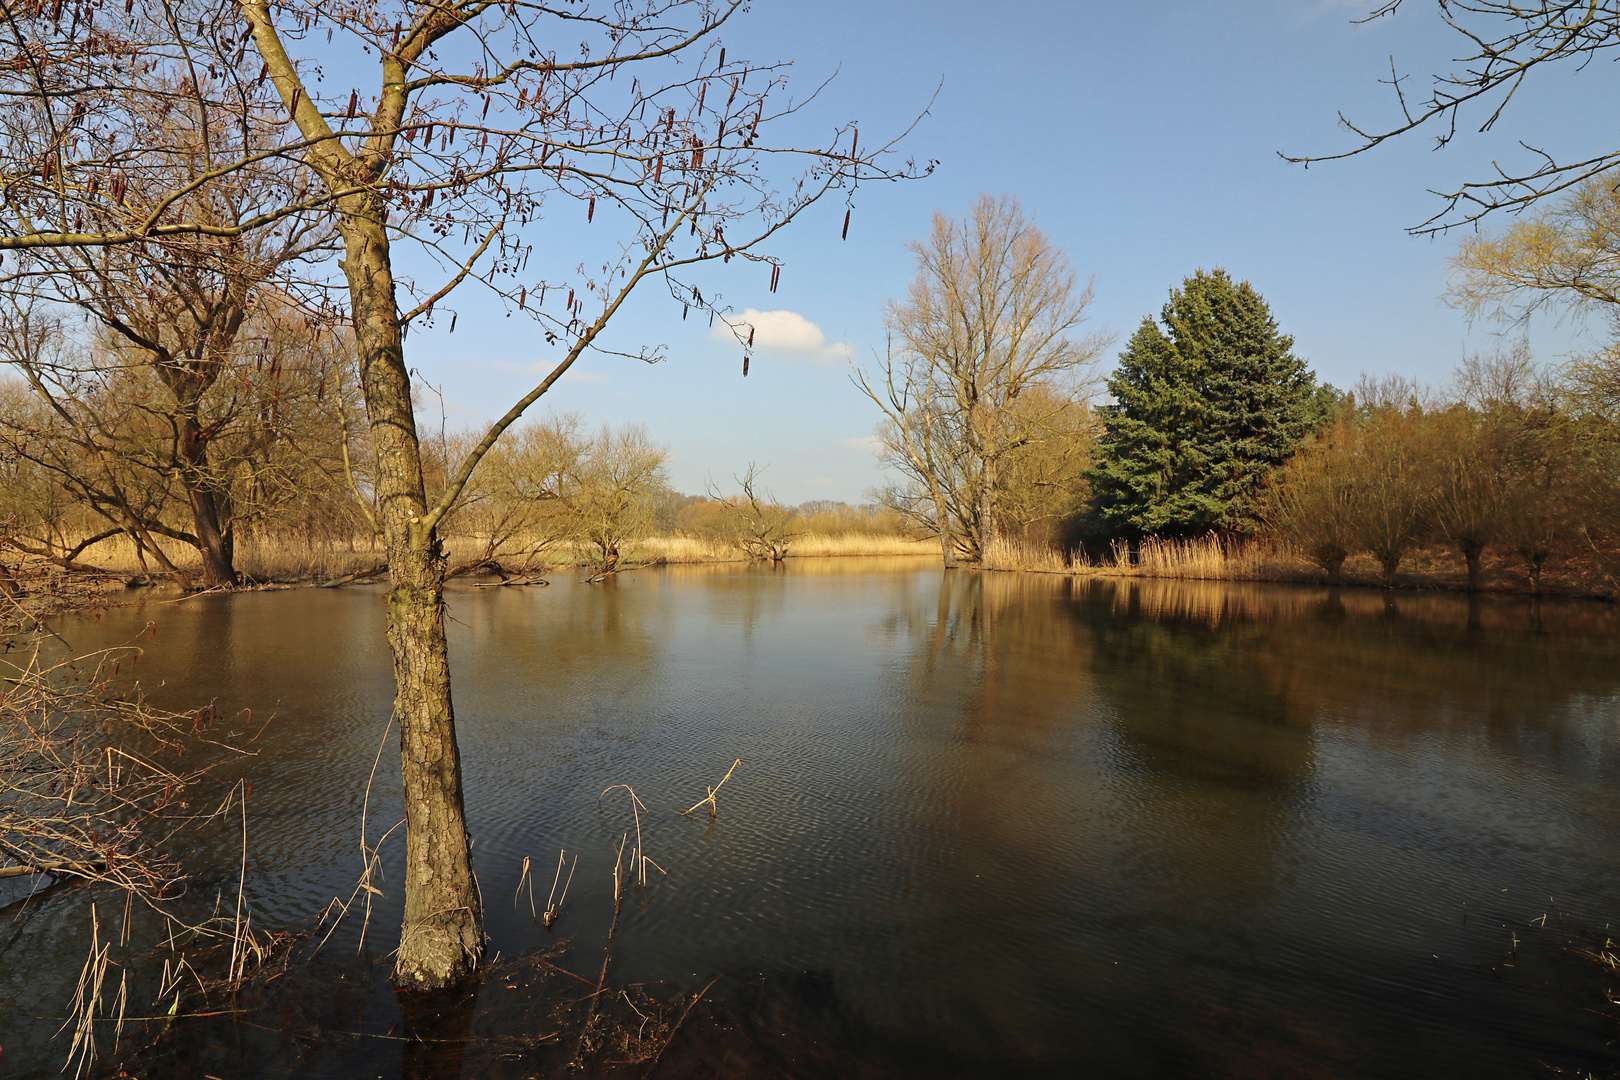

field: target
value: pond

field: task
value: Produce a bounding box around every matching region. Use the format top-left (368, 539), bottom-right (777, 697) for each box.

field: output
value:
top-left (4, 560), bottom-right (1620, 1078)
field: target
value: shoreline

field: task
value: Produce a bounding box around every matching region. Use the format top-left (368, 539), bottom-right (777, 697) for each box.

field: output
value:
top-left (4, 536), bottom-right (1613, 638)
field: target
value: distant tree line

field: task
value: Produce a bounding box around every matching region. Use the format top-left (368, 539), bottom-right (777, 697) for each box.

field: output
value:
top-left (0, 335), bottom-right (916, 579)
top-left (1267, 355), bottom-right (1620, 593)
top-left (855, 191), bottom-right (1620, 595)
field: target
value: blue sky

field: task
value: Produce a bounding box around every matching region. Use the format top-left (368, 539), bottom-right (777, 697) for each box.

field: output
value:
top-left (401, 0), bottom-right (1607, 504)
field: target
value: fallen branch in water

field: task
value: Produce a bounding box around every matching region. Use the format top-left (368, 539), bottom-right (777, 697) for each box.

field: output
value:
top-left (642, 972), bottom-right (726, 1079)
top-left (316, 564), bottom-right (387, 589)
top-left (0, 858), bottom-right (106, 880)
top-left (471, 577), bottom-right (549, 588)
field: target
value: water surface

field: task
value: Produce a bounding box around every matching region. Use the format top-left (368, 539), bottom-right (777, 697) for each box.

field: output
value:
top-left (4, 562), bottom-right (1620, 1078)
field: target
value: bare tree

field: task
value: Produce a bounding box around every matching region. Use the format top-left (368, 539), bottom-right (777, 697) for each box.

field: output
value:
top-left (854, 194), bottom-right (1109, 565)
top-left (1347, 381), bottom-right (1439, 585)
top-left (559, 423), bottom-right (669, 575)
top-left (434, 417), bottom-right (572, 572)
top-left (0, 299), bottom-right (360, 580)
top-left (0, 42), bottom-right (334, 585)
top-left (709, 463), bottom-right (796, 560)
top-left (1263, 418), bottom-right (1362, 583)
top-left (0, 0), bottom-right (923, 989)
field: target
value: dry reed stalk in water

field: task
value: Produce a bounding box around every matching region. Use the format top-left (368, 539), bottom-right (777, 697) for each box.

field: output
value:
top-left (543, 849), bottom-right (577, 929)
top-left (601, 785), bottom-right (651, 886)
top-left (682, 759), bottom-right (741, 818)
top-left (515, 856), bottom-right (536, 918)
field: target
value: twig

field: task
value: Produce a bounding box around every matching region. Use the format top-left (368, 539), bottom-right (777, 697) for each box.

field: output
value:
top-left (642, 972), bottom-right (726, 1079)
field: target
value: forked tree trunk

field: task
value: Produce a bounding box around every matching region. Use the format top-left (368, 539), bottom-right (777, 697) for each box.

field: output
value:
top-left (342, 206), bottom-right (482, 990)
top-left (931, 482), bottom-right (956, 568)
top-left (976, 458), bottom-right (997, 565)
top-left (176, 414), bottom-right (238, 587)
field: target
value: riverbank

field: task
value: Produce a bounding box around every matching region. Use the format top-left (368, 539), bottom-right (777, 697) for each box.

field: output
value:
top-left (981, 535), bottom-right (1619, 601)
top-left (5, 529), bottom-right (1611, 626)
top-left (5, 532), bottom-right (938, 586)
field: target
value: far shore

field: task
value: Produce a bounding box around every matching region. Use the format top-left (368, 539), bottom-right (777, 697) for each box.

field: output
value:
top-left (3, 530), bottom-right (1612, 637)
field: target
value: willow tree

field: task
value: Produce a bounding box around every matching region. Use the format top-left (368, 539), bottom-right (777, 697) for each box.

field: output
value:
top-left (0, 0), bottom-right (919, 989)
top-left (0, 57), bottom-right (333, 586)
top-left (854, 194), bottom-right (1108, 565)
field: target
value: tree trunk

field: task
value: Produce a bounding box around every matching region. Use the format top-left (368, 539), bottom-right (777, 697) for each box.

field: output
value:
top-left (930, 482), bottom-right (956, 568)
top-left (342, 206), bottom-right (482, 991)
top-left (976, 458), bottom-right (997, 565)
top-left (1462, 542), bottom-right (1483, 593)
top-left (176, 413), bottom-right (238, 587)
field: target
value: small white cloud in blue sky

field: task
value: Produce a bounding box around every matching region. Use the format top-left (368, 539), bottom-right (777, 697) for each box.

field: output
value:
top-left (712, 309), bottom-right (850, 366)
top-left (838, 435), bottom-right (882, 456)
top-left (557, 368), bottom-right (611, 384)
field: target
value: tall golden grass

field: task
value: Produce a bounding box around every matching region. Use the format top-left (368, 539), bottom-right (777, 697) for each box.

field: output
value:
top-left (981, 533), bottom-right (1317, 583)
top-left (1102, 535), bottom-right (1309, 581)
top-left (980, 536), bottom-right (1073, 572)
top-left (48, 529), bottom-right (938, 584)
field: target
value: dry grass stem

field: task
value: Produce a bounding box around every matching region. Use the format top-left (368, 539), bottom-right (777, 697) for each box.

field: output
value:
top-left (682, 759), bottom-right (741, 819)
top-left (543, 849), bottom-right (577, 929)
top-left (600, 784), bottom-right (651, 887)
top-left (515, 856), bottom-right (536, 917)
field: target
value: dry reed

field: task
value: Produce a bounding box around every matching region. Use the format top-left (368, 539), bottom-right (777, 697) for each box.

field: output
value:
top-left (682, 759), bottom-right (741, 818)
top-left (1102, 534), bottom-right (1307, 581)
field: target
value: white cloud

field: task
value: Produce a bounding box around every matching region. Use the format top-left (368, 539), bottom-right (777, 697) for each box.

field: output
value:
top-left (557, 369), bottom-right (611, 384)
top-left (838, 435), bottom-right (882, 456)
top-left (711, 309), bottom-right (849, 367)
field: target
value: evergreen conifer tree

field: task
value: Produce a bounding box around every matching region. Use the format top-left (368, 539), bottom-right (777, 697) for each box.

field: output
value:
top-left (1088, 269), bottom-right (1332, 536)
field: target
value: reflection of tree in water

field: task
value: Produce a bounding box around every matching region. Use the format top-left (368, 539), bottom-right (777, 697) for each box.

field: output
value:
top-left (1073, 578), bottom-right (1317, 928)
top-left (1080, 578), bottom-right (1620, 780)
top-left (896, 568), bottom-right (1094, 741)
top-left (455, 576), bottom-right (663, 690)
top-left (1081, 580), bottom-right (1317, 792)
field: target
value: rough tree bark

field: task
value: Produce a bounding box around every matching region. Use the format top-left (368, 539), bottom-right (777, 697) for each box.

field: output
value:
top-left (342, 198), bottom-right (481, 987)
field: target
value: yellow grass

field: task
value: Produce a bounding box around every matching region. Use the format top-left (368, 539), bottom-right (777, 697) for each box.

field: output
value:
top-left (981, 536), bottom-right (1073, 572)
top-left (981, 533), bottom-right (1317, 582)
top-left (1099, 535), bottom-right (1309, 581)
top-left (781, 532), bottom-right (938, 558)
top-left (43, 529), bottom-right (935, 584)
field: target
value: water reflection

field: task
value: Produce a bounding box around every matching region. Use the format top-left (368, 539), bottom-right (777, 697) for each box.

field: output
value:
top-left (2, 565), bottom-right (1618, 1079)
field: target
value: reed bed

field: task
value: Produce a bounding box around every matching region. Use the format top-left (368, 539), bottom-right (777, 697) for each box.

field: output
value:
top-left (27, 529), bottom-right (936, 586)
top-left (1101, 535), bottom-right (1310, 581)
top-left (981, 536), bottom-right (1074, 573)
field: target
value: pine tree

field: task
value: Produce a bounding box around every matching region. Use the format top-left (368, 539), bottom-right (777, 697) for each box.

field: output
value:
top-left (1088, 269), bottom-right (1332, 536)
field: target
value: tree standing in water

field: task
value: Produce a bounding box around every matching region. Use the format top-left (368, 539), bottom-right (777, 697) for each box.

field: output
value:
top-left (0, 0), bottom-right (923, 989)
